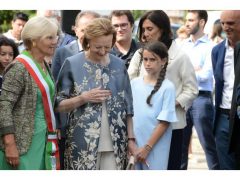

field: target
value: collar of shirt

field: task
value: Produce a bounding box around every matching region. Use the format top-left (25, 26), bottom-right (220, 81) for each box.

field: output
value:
top-left (187, 34), bottom-right (209, 45)
top-left (77, 39), bottom-right (83, 52)
top-left (224, 38), bottom-right (233, 50)
top-left (112, 39), bottom-right (139, 58)
top-left (4, 30), bottom-right (23, 45)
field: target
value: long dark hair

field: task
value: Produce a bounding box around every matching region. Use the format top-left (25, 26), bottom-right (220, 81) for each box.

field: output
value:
top-left (0, 35), bottom-right (19, 59)
top-left (140, 41), bottom-right (169, 106)
top-left (137, 10), bottom-right (173, 49)
top-left (0, 35), bottom-right (19, 74)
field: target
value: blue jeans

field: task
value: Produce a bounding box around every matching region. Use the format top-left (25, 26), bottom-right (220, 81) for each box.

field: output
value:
top-left (215, 113), bottom-right (236, 169)
top-left (181, 93), bottom-right (220, 170)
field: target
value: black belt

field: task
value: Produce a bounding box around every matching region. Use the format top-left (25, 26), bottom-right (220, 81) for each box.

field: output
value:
top-left (219, 108), bottom-right (230, 115)
top-left (198, 90), bottom-right (211, 96)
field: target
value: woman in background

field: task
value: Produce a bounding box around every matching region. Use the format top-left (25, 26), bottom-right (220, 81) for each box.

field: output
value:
top-left (175, 25), bottom-right (189, 45)
top-left (0, 35), bottom-right (19, 94)
top-left (210, 19), bottom-right (224, 44)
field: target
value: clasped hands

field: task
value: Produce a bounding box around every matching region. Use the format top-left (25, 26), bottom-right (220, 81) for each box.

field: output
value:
top-left (128, 141), bottom-right (150, 168)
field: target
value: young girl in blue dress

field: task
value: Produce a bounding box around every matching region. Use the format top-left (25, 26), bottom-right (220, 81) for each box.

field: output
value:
top-left (131, 41), bottom-right (177, 170)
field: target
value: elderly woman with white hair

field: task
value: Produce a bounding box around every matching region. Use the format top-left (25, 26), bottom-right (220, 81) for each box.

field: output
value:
top-left (0, 16), bottom-right (59, 170)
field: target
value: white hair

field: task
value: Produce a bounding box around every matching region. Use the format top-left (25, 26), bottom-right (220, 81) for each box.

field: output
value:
top-left (21, 16), bottom-right (58, 49)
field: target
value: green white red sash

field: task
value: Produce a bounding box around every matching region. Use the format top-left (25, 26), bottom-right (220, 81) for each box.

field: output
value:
top-left (16, 52), bottom-right (60, 170)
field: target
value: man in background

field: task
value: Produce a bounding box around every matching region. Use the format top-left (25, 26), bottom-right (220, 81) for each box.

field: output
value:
top-left (3, 12), bottom-right (29, 52)
top-left (230, 40), bottom-right (240, 170)
top-left (109, 10), bottom-right (139, 69)
top-left (212, 10), bottom-right (240, 169)
top-left (37, 10), bottom-right (76, 48)
top-left (51, 11), bottom-right (100, 169)
top-left (181, 10), bottom-right (219, 170)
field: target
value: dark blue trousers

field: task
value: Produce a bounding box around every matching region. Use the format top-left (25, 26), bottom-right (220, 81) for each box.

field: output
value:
top-left (181, 93), bottom-right (220, 170)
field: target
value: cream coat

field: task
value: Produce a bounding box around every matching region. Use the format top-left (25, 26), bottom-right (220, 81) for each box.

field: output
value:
top-left (128, 40), bottom-right (198, 129)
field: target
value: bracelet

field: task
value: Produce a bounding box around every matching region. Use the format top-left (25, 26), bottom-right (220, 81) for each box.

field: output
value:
top-left (144, 144), bottom-right (152, 152)
top-left (128, 137), bottom-right (136, 142)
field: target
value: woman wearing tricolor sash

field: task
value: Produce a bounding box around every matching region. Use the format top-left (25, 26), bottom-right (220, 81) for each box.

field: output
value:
top-left (0, 16), bottom-right (59, 170)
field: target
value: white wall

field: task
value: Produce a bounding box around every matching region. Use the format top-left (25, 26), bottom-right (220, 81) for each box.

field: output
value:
top-left (205, 11), bottom-right (222, 36)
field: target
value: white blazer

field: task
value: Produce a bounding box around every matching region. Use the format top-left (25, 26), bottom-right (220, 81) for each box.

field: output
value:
top-left (128, 40), bottom-right (198, 129)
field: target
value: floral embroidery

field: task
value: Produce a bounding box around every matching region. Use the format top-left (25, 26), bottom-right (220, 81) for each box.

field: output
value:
top-left (59, 57), bottom-right (132, 170)
top-left (95, 69), bottom-right (102, 81)
top-left (102, 73), bottom-right (109, 88)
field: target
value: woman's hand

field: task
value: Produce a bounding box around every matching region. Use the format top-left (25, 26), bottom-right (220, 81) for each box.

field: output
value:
top-left (3, 134), bottom-right (19, 168)
top-left (128, 139), bottom-right (138, 157)
top-left (57, 87), bottom-right (112, 112)
top-left (135, 146), bottom-right (150, 166)
top-left (81, 87), bottom-right (112, 103)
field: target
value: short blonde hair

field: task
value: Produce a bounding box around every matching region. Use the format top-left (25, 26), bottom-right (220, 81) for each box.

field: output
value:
top-left (21, 16), bottom-right (58, 49)
top-left (82, 18), bottom-right (116, 50)
top-left (177, 25), bottom-right (187, 36)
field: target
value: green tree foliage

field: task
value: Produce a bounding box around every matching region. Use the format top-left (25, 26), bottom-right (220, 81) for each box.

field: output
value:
top-left (0, 10), bottom-right (36, 33)
top-left (131, 10), bottom-right (146, 21)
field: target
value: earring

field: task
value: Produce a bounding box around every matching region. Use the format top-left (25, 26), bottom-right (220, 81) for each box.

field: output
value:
top-left (32, 41), bottom-right (36, 47)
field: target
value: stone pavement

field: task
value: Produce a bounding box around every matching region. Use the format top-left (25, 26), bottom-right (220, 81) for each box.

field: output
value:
top-left (188, 128), bottom-right (208, 170)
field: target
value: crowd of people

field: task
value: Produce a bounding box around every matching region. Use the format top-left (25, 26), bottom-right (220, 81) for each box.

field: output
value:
top-left (0, 10), bottom-right (240, 170)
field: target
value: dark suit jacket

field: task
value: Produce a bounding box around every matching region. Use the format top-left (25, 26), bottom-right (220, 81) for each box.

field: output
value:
top-left (211, 39), bottom-right (226, 127)
top-left (52, 40), bottom-right (80, 81)
top-left (229, 41), bottom-right (240, 153)
top-left (57, 33), bottom-right (76, 48)
top-left (51, 40), bottom-right (80, 137)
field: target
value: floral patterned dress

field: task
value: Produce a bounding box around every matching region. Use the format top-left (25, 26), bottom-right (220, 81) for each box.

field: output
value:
top-left (56, 52), bottom-right (133, 170)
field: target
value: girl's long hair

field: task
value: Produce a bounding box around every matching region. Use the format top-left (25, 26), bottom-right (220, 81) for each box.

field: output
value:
top-left (140, 41), bottom-right (169, 106)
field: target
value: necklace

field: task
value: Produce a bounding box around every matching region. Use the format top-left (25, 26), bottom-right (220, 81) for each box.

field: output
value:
top-left (42, 66), bottom-right (46, 72)
top-left (36, 61), bottom-right (47, 74)
top-left (40, 64), bottom-right (47, 73)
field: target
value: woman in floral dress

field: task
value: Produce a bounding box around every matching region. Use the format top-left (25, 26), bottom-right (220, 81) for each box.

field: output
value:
top-left (55, 18), bottom-right (136, 170)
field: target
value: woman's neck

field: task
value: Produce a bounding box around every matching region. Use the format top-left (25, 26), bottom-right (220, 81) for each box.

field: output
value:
top-left (27, 49), bottom-right (47, 73)
top-left (28, 49), bottom-right (45, 64)
top-left (85, 51), bottom-right (109, 66)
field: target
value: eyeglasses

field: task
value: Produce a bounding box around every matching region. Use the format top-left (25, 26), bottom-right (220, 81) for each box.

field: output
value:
top-left (112, 23), bottom-right (129, 30)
